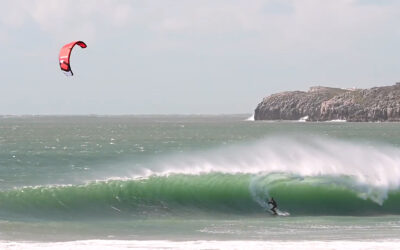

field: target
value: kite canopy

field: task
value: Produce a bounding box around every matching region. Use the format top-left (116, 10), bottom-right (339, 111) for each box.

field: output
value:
top-left (59, 41), bottom-right (87, 76)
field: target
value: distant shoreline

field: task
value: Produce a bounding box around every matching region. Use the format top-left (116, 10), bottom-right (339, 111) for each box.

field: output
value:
top-left (0, 113), bottom-right (251, 118)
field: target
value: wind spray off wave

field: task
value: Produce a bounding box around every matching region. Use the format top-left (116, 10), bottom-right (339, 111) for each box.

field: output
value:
top-left (153, 136), bottom-right (400, 194)
top-left (137, 136), bottom-right (400, 214)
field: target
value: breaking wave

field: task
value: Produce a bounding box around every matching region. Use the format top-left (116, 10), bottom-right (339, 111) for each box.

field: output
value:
top-left (1, 136), bottom-right (400, 219)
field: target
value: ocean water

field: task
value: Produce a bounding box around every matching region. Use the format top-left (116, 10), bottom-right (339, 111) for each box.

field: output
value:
top-left (1, 115), bottom-right (400, 249)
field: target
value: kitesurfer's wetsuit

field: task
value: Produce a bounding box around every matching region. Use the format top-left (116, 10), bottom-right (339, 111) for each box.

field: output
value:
top-left (268, 198), bottom-right (278, 215)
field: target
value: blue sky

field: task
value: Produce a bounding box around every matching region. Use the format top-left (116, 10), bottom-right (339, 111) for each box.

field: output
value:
top-left (1, 0), bottom-right (400, 114)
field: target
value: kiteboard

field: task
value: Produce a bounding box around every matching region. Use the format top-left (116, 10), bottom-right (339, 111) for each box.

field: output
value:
top-left (265, 203), bottom-right (290, 216)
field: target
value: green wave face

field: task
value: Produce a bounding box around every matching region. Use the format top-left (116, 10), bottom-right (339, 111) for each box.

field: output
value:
top-left (250, 174), bottom-right (400, 215)
top-left (1, 173), bottom-right (400, 220)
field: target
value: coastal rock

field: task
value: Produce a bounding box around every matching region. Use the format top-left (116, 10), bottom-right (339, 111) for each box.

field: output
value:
top-left (254, 83), bottom-right (400, 122)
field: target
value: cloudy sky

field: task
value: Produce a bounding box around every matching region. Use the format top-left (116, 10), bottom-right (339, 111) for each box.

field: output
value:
top-left (1, 0), bottom-right (400, 114)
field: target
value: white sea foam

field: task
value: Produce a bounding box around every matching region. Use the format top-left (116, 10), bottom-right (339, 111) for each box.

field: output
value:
top-left (1, 240), bottom-right (399, 250)
top-left (299, 116), bottom-right (309, 122)
top-left (245, 114), bottom-right (254, 121)
top-left (326, 119), bottom-right (347, 122)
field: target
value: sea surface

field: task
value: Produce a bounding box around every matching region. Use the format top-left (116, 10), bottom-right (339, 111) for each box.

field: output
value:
top-left (1, 115), bottom-right (400, 249)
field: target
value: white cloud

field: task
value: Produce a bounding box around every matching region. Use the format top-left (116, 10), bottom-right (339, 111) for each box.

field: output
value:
top-left (1, 0), bottom-right (399, 48)
top-left (0, 0), bottom-right (133, 42)
top-left (101, 0), bottom-right (400, 53)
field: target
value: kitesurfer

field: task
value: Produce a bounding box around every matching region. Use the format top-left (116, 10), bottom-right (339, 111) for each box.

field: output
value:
top-left (268, 197), bottom-right (278, 215)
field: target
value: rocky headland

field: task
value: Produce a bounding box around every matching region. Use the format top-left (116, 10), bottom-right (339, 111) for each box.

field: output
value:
top-left (254, 83), bottom-right (400, 122)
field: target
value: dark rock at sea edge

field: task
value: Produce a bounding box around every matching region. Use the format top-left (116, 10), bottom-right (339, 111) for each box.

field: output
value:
top-left (254, 83), bottom-right (400, 122)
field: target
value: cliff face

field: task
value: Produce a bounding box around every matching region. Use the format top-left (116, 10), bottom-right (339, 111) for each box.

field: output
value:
top-left (254, 83), bottom-right (400, 122)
